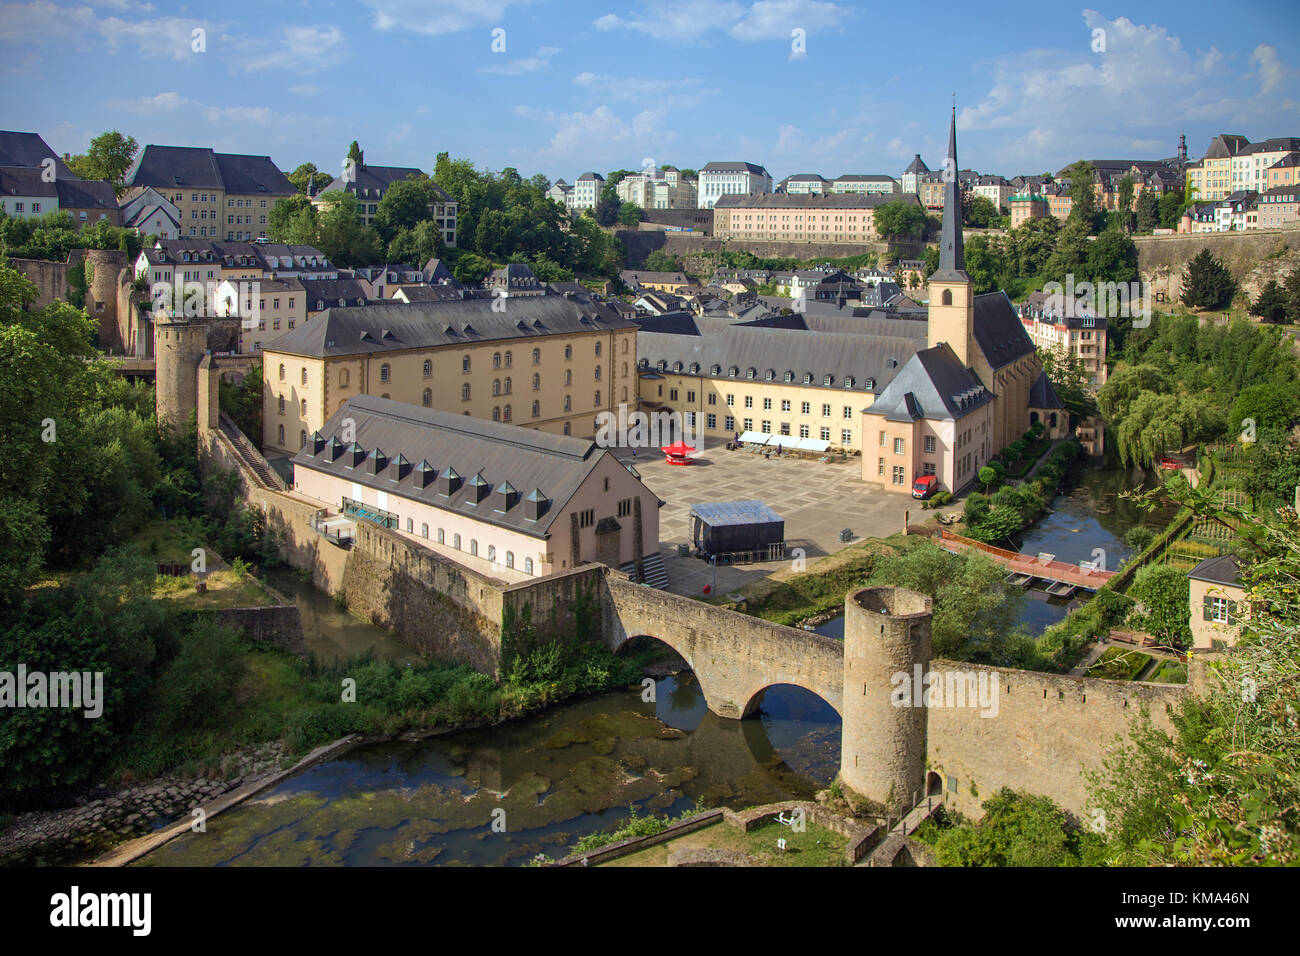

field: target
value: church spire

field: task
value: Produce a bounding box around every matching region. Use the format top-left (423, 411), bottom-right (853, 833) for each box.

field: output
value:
top-left (937, 106), bottom-right (966, 275)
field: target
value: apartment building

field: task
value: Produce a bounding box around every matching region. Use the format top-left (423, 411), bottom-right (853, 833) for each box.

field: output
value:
top-left (570, 172), bottom-right (604, 211)
top-left (1266, 152), bottom-right (1300, 189)
top-left (228, 277), bottom-right (306, 353)
top-left (712, 192), bottom-right (915, 242)
top-left (1008, 192), bottom-right (1048, 227)
top-left (547, 179), bottom-right (571, 205)
top-left (0, 130), bottom-right (120, 226)
top-left (259, 295), bottom-right (638, 456)
top-left (292, 395), bottom-right (661, 578)
top-left (901, 155), bottom-right (929, 195)
top-left (831, 174), bottom-right (898, 195)
top-left (1256, 185), bottom-right (1300, 229)
top-left (125, 145), bottom-right (296, 240)
top-left (1018, 293), bottom-right (1109, 386)
top-left (971, 175), bottom-right (1013, 210)
top-left (120, 187), bottom-right (182, 238)
top-left (698, 161), bottom-right (772, 209)
top-left (777, 174), bottom-right (828, 194)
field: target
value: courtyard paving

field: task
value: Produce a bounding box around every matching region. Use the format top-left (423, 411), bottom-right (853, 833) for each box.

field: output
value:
top-left (612, 445), bottom-right (918, 597)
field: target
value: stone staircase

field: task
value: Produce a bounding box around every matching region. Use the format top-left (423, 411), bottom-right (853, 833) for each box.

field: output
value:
top-left (620, 552), bottom-right (670, 589)
top-left (218, 413), bottom-right (285, 491)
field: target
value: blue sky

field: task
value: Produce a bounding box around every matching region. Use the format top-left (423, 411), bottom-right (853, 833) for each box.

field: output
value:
top-left (1, 0), bottom-right (1297, 183)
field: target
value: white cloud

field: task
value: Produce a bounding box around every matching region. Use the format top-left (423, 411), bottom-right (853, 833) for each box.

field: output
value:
top-left (98, 15), bottom-right (211, 61)
top-left (573, 72), bottom-right (718, 107)
top-left (595, 0), bottom-right (849, 43)
top-left (290, 84), bottom-right (321, 96)
top-left (242, 24), bottom-right (347, 72)
top-left (107, 92), bottom-right (275, 127)
top-left (515, 103), bottom-right (677, 166)
top-left (1250, 44), bottom-right (1292, 95)
top-left (480, 45), bottom-right (560, 75)
top-left (0, 1), bottom-right (99, 42)
top-left (362, 0), bottom-right (534, 36)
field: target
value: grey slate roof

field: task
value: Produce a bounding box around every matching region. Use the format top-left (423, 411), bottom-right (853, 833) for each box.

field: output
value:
top-left (865, 344), bottom-right (992, 423)
top-left (636, 315), bottom-right (919, 394)
top-left (127, 145), bottom-right (222, 189)
top-left (0, 166), bottom-right (56, 198)
top-left (1187, 553), bottom-right (1243, 587)
top-left (213, 153), bottom-right (295, 196)
top-left (972, 291), bottom-right (1037, 369)
top-left (1028, 369), bottom-right (1064, 409)
top-left (0, 130), bottom-right (74, 178)
top-left (55, 177), bottom-right (118, 211)
top-left (903, 154), bottom-right (929, 175)
top-left (293, 395), bottom-right (619, 539)
top-left (320, 164), bottom-right (451, 201)
top-left (701, 161), bottom-right (769, 175)
top-left (300, 278), bottom-right (371, 309)
top-left (265, 295), bottom-right (635, 358)
top-left (933, 107), bottom-right (968, 283)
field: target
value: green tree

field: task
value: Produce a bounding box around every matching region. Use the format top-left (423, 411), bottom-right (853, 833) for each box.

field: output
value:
top-left (617, 203), bottom-right (642, 227)
top-left (874, 199), bottom-right (927, 244)
top-left (967, 195), bottom-right (999, 228)
top-left (346, 141), bottom-right (364, 167)
top-left (1115, 175), bottom-right (1135, 233)
top-left (372, 175), bottom-right (441, 242)
top-left (1283, 268), bottom-right (1300, 323)
top-left (1249, 279), bottom-right (1289, 323)
top-left (978, 465), bottom-right (997, 491)
top-left (65, 130), bottom-right (138, 190)
top-left (1061, 161), bottom-right (1099, 231)
top-left (1135, 189), bottom-right (1160, 234)
top-left (313, 192), bottom-right (382, 267)
top-left (1127, 564), bottom-right (1192, 646)
top-left (644, 249), bottom-right (683, 272)
top-left (387, 220), bottom-right (445, 267)
top-left (267, 194), bottom-right (316, 243)
top-left (288, 162), bottom-right (333, 195)
top-left (1181, 248), bottom-right (1237, 311)
top-left (1230, 382), bottom-right (1300, 434)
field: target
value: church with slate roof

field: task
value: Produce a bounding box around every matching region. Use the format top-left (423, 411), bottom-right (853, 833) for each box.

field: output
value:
top-left (861, 108), bottom-right (1066, 495)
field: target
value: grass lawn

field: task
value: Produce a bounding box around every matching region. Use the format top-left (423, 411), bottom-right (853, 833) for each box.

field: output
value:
top-left (1089, 646), bottom-right (1153, 681)
top-left (152, 568), bottom-right (280, 610)
top-left (736, 536), bottom-right (906, 627)
top-left (602, 818), bottom-right (849, 867)
top-left (1148, 659), bottom-right (1189, 684)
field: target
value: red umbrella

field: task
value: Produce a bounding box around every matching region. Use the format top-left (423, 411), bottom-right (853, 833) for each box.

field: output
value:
top-left (661, 440), bottom-right (697, 456)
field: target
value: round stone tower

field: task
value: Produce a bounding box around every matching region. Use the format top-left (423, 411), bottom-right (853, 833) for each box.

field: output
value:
top-left (154, 313), bottom-right (207, 431)
top-left (840, 586), bottom-right (933, 814)
top-left (83, 248), bottom-right (128, 351)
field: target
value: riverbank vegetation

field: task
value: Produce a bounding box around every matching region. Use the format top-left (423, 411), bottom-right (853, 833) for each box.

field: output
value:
top-left (913, 789), bottom-right (1106, 866)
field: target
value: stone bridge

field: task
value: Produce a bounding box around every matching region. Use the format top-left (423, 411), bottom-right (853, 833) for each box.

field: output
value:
top-left (602, 575), bottom-right (844, 720)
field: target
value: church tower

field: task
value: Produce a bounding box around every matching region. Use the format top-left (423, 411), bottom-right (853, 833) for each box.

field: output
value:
top-left (927, 107), bottom-right (975, 366)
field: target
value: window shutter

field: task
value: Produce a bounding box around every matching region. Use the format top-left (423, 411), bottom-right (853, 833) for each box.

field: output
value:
top-left (1202, 599), bottom-right (1213, 622)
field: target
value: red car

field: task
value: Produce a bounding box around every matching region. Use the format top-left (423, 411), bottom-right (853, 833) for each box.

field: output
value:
top-left (912, 474), bottom-right (938, 499)
top-left (1157, 457), bottom-right (1181, 471)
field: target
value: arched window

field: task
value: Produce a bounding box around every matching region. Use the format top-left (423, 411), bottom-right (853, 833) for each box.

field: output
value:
top-left (405, 517), bottom-right (413, 532)
top-left (532, 400), bottom-right (540, 417)
top-left (492, 379), bottom-right (501, 396)
top-left (493, 352), bottom-right (501, 368)
top-left (532, 373), bottom-right (540, 390)
top-left (622, 339), bottom-right (628, 354)
top-left (532, 348), bottom-right (540, 365)
top-left (277, 424), bottom-right (285, 443)
top-left (492, 407), bottom-right (500, 421)
top-left (504, 377), bottom-right (512, 394)
top-left (595, 342), bottom-right (602, 357)
top-left (564, 344), bottom-right (572, 360)
top-left (423, 388), bottom-right (432, 407)
top-left (621, 387), bottom-right (628, 401)
top-left (381, 393), bottom-right (389, 399)
top-left (380, 363), bottom-right (390, 382)
top-left (524, 557), bottom-right (534, 574)
top-left (469, 539), bottom-right (478, 556)
top-left (563, 395), bottom-right (571, 412)
top-left (563, 423), bottom-right (570, 435)
top-left (503, 405), bottom-right (512, 422)
top-left (423, 360), bottom-right (432, 377)
top-left (594, 365), bottom-right (601, 381)
top-left (437, 528), bottom-right (445, 544)
top-left (505, 552), bottom-right (514, 569)
top-left (278, 363), bottom-right (286, 381)
top-left (300, 430), bottom-right (307, 448)
top-left (462, 355), bottom-right (471, 372)
top-left (487, 545), bottom-right (496, 563)
top-left (301, 368), bottom-right (307, 385)
top-left (564, 369), bottom-right (572, 386)
top-left (462, 383), bottom-right (471, 400)
top-left (504, 351), bottom-right (512, 367)
top-left (941, 289), bottom-right (952, 306)
top-left (300, 398), bottom-right (307, 415)
top-left (622, 363), bottom-right (627, 377)
top-left (594, 391), bottom-right (601, 406)
top-left (453, 533), bottom-right (461, 550)
top-left (278, 395), bottom-right (285, 413)
top-left (421, 523), bottom-right (428, 538)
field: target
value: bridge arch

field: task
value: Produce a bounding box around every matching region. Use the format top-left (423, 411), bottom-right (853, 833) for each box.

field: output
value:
top-left (741, 682), bottom-right (843, 720)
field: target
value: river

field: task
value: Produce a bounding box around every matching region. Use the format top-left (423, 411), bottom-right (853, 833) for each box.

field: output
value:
top-left (137, 464), bottom-right (1162, 866)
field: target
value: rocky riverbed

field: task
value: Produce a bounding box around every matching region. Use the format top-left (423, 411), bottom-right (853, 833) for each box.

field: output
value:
top-left (0, 743), bottom-right (289, 866)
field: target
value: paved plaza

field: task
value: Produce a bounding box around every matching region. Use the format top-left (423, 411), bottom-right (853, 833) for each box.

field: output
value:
top-left (613, 444), bottom-right (918, 597)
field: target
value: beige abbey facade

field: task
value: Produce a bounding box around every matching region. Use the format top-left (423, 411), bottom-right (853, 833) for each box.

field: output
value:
top-left (261, 297), bottom-right (638, 457)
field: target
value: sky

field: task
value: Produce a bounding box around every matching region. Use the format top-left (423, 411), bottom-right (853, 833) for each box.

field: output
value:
top-left (1, 0), bottom-right (1298, 184)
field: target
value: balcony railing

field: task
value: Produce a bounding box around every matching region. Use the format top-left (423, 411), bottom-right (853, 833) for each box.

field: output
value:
top-left (342, 496), bottom-right (398, 530)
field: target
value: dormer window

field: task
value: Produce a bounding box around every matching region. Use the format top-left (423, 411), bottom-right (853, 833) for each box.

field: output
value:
top-left (803, 373), bottom-right (813, 384)
top-left (823, 375), bottom-right (833, 386)
top-left (746, 368), bottom-right (756, 379)
top-left (729, 366), bottom-right (739, 377)
top-left (844, 376), bottom-right (855, 388)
